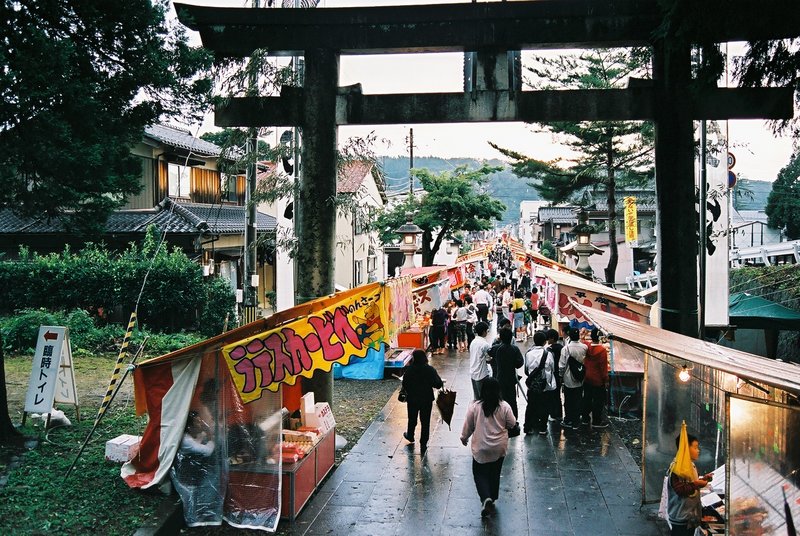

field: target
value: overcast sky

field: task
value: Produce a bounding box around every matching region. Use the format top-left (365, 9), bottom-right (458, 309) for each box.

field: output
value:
top-left (185, 0), bottom-right (796, 182)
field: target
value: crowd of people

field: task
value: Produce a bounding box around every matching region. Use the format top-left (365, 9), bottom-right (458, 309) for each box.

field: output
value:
top-left (402, 244), bottom-right (613, 517)
top-left (426, 260), bottom-right (551, 355)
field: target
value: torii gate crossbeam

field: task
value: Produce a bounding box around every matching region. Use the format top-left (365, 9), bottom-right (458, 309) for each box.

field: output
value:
top-left (175, 0), bottom-right (796, 403)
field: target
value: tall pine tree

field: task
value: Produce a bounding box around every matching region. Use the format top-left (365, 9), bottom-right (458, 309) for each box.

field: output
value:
top-left (492, 48), bottom-right (654, 284)
top-left (0, 0), bottom-right (213, 233)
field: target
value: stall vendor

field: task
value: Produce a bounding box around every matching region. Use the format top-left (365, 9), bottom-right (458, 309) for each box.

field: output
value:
top-left (668, 432), bottom-right (714, 536)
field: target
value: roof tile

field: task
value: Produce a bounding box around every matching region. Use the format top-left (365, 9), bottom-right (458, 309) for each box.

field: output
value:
top-left (144, 124), bottom-right (222, 158)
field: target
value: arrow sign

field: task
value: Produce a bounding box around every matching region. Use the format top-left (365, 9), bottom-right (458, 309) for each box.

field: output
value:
top-left (44, 330), bottom-right (58, 341)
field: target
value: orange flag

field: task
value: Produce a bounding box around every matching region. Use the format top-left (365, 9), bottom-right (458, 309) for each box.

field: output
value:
top-left (672, 421), bottom-right (695, 480)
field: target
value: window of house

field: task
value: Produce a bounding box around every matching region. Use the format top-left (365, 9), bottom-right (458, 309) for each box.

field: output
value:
top-left (354, 259), bottom-right (363, 286)
top-left (168, 164), bottom-right (190, 198)
top-left (221, 174), bottom-right (237, 202)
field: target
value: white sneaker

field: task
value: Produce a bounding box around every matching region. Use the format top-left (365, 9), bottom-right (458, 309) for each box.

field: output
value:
top-left (481, 498), bottom-right (493, 516)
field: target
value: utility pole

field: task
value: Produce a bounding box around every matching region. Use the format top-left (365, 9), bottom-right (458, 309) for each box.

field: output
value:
top-left (243, 0), bottom-right (260, 321)
top-left (408, 127), bottom-right (414, 197)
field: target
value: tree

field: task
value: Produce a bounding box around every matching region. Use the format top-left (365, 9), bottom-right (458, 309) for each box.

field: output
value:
top-left (765, 152), bottom-right (800, 240)
top-left (0, 0), bottom-right (213, 234)
top-left (0, 332), bottom-right (22, 444)
top-left (491, 48), bottom-right (654, 284)
top-left (375, 165), bottom-right (505, 266)
top-left (540, 240), bottom-right (557, 261)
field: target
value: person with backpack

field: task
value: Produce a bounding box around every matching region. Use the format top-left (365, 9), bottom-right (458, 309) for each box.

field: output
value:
top-left (528, 287), bottom-right (540, 333)
top-left (523, 331), bottom-right (557, 435)
top-left (511, 290), bottom-right (527, 342)
top-left (558, 327), bottom-right (587, 429)
top-left (487, 327), bottom-right (524, 434)
top-left (545, 329), bottom-right (564, 423)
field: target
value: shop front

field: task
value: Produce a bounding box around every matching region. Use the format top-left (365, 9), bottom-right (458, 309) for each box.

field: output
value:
top-left (578, 306), bottom-right (800, 535)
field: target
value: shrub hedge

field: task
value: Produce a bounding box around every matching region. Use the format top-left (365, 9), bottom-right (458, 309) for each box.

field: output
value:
top-left (0, 308), bottom-right (204, 355)
top-left (0, 226), bottom-right (234, 344)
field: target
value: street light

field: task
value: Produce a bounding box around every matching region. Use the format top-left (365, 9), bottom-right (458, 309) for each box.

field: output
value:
top-left (395, 217), bottom-right (423, 269)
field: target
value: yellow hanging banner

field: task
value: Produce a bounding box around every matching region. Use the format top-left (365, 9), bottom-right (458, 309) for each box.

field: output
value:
top-left (623, 196), bottom-right (639, 248)
top-left (222, 283), bottom-right (387, 403)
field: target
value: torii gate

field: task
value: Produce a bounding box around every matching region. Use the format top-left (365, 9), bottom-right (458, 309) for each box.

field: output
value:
top-left (176, 0), bottom-right (796, 402)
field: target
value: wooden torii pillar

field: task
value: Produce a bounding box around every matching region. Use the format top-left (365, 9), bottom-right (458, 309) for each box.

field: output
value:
top-left (175, 0), bottom-right (797, 402)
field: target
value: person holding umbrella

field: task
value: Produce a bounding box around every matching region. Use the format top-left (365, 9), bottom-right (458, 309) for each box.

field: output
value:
top-left (401, 349), bottom-right (444, 453)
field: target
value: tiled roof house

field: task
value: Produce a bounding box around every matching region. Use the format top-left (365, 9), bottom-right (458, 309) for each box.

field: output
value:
top-left (0, 124), bottom-right (278, 309)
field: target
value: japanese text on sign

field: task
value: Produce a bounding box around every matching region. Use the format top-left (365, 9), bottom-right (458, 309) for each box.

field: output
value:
top-left (223, 286), bottom-right (387, 403)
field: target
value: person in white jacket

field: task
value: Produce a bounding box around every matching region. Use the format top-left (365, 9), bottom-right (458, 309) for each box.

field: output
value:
top-left (523, 331), bottom-right (557, 435)
top-left (558, 327), bottom-right (587, 429)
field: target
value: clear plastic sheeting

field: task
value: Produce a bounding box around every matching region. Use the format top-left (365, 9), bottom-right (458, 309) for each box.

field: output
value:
top-left (643, 351), bottom-right (727, 503)
top-left (168, 354), bottom-right (283, 531)
top-left (727, 395), bottom-right (800, 535)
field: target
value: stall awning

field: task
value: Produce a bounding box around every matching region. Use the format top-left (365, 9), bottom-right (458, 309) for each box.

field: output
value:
top-left (536, 265), bottom-right (652, 324)
top-left (729, 292), bottom-right (800, 331)
top-left (577, 305), bottom-right (800, 395)
top-left (526, 250), bottom-right (585, 277)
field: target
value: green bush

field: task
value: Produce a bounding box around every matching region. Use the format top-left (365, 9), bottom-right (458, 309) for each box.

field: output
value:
top-left (0, 309), bottom-right (64, 352)
top-left (0, 308), bottom-right (204, 355)
top-left (134, 330), bottom-right (204, 356)
top-left (198, 276), bottom-right (236, 338)
top-left (0, 226), bottom-right (235, 333)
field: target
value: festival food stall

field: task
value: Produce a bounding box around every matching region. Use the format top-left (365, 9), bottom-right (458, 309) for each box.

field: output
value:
top-left (121, 282), bottom-right (396, 531)
top-left (577, 305), bottom-right (800, 535)
top-left (534, 265), bottom-right (653, 328)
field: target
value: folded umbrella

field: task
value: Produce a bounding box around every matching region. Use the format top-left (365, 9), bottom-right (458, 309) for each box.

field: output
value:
top-left (436, 388), bottom-right (457, 430)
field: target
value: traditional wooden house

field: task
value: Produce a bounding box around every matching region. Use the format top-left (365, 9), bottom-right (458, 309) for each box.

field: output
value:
top-left (0, 124), bottom-right (277, 308)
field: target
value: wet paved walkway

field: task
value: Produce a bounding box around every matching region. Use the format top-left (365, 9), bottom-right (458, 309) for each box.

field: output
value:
top-left (283, 339), bottom-right (668, 536)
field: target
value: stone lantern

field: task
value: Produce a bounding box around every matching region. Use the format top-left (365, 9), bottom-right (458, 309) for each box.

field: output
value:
top-left (395, 218), bottom-right (423, 269)
top-left (572, 207), bottom-right (596, 277)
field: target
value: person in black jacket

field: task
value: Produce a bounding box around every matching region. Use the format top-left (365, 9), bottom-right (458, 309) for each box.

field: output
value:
top-left (488, 328), bottom-right (524, 434)
top-left (402, 349), bottom-right (444, 452)
top-left (430, 306), bottom-right (448, 354)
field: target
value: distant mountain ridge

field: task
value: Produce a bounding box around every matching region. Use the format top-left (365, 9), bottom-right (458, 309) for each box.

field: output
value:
top-left (380, 156), bottom-right (539, 225)
top-left (733, 178), bottom-right (772, 211)
top-left (380, 157), bottom-right (774, 221)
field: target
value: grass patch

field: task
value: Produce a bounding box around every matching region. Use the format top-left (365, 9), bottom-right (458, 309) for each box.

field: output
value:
top-left (1, 353), bottom-right (400, 534)
top-left (0, 408), bottom-right (160, 535)
top-left (2, 352), bottom-right (157, 535)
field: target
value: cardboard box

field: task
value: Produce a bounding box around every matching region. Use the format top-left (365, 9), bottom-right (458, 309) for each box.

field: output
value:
top-left (303, 402), bottom-right (336, 434)
top-left (105, 434), bottom-right (141, 463)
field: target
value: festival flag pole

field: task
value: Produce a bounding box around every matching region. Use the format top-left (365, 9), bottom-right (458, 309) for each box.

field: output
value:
top-left (64, 313), bottom-right (140, 479)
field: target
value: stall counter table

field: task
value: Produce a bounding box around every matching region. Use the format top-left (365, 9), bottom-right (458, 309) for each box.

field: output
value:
top-left (227, 428), bottom-right (336, 522)
top-left (397, 324), bottom-right (429, 350)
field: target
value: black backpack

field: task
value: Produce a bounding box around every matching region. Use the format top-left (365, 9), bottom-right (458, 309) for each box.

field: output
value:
top-left (566, 347), bottom-right (586, 382)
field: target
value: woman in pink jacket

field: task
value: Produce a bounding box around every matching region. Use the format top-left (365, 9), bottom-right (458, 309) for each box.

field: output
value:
top-left (460, 377), bottom-right (517, 517)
